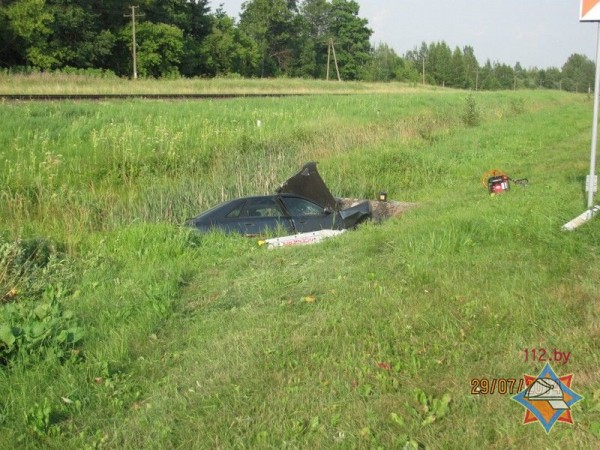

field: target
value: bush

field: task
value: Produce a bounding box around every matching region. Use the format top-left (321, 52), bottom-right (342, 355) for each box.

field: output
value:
top-left (509, 98), bottom-right (525, 116)
top-left (55, 66), bottom-right (118, 79)
top-left (462, 93), bottom-right (480, 127)
top-left (0, 66), bottom-right (118, 79)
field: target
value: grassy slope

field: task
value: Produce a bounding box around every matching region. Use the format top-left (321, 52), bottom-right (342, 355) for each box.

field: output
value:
top-left (0, 78), bottom-right (599, 448)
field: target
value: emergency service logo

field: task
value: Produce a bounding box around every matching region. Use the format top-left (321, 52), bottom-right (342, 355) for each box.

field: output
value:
top-left (512, 363), bottom-right (583, 433)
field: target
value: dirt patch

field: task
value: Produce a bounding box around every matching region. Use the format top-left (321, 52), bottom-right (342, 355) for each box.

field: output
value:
top-left (337, 198), bottom-right (417, 222)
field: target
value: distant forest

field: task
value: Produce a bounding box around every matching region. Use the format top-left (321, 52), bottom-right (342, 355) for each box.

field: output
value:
top-left (0, 0), bottom-right (595, 91)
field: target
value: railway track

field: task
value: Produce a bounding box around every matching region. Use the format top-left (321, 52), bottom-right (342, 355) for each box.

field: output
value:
top-left (0, 93), bottom-right (318, 101)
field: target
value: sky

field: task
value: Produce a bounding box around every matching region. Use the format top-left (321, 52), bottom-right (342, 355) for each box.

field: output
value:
top-left (214, 0), bottom-right (599, 69)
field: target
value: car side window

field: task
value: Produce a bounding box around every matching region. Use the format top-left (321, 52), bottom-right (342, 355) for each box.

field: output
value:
top-left (225, 204), bottom-right (243, 218)
top-left (242, 198), bottom-right (284, 218)
top-left (283, 197), bottom-right (326, 216)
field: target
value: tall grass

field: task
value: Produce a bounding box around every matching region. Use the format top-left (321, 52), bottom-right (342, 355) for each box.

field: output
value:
top-left (1, 91), bottom-right (564, 238)
top-left (0, 72), bottom-right (428, 95)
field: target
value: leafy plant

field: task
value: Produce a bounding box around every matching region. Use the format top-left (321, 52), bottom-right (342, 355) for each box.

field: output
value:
top-left (26, 398), bottom-right (53, 435)
top-left (0, 284), bottom-right (83, 367)
top-left (413, 388), bottom-right (452, 426)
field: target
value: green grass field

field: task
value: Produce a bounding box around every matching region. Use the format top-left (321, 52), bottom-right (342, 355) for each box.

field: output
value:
top-left (1, 76), bottom-right (599, 449)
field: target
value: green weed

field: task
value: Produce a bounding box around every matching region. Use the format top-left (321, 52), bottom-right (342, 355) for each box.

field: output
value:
top-left (462, 92), bottom-right (480, 127)
top-left (0, 284), bottom-right (83, 367)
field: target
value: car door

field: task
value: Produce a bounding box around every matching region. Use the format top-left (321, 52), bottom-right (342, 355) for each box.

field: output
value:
top-left (229, 197), bottom-right (294, 236)
top-left (280, 195), bottom-right (341, 233)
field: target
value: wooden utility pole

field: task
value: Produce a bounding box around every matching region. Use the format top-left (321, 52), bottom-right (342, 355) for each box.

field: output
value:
top-left (422, 57), bottom-right (425, 85)
top-left (326, 40), bottom-right (331, 81)
top-left (124, 6), bottom-right (144, 79)
top-left (326, 39), bottom-right (341, 81)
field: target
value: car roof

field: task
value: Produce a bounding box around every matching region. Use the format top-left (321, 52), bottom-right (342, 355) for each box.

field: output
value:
top-left (229, 193), bottom-right (323, 203)
top-left (191, 194), bottom-right (326, 221)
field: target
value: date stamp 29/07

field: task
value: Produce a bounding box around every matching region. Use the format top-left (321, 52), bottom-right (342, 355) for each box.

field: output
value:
top-left (470, 354), bottom-right (583, 433)
top-left (470, 378), bottom-right (524, 395)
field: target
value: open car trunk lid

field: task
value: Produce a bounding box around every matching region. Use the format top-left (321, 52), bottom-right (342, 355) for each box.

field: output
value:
top-left (276, 162), bottom-right (338, 210)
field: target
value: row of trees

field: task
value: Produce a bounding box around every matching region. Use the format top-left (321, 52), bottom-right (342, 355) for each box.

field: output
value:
top-left (0, 0), bottom-right (596, 92)
top-left (366, 41), bottom-right (596, 93)
top-left (0, 0), bottom-right (372, 79)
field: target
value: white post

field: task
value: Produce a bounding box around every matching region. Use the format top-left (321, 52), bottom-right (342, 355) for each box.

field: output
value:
top-left (564, 2), bottom-right (600, 230)
top-left (587, 23), bottom-right (600, 208)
